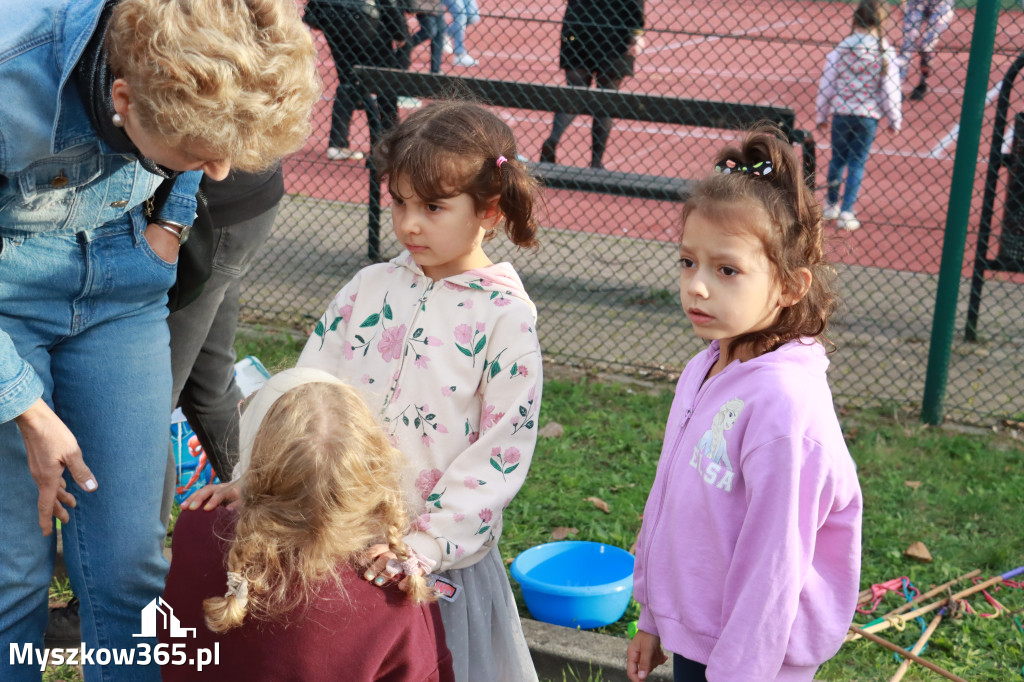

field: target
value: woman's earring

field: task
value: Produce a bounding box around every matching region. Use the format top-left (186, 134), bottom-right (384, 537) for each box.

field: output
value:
top-left (112, 113), bottom-right (124, 128)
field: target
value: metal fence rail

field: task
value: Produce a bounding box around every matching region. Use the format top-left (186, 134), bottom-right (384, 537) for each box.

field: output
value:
top-left (241, 1), bottom-right (1024, 424)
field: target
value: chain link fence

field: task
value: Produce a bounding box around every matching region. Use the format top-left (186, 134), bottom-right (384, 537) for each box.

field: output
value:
top-left (241, 0), bottom-right (1024, 425)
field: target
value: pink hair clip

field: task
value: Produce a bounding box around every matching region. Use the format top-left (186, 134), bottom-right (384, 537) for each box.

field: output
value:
top-left (496, 155), bottom-right (508, 168)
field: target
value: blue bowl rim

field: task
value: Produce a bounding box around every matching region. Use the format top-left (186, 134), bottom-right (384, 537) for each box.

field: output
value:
top-left (510, 541), bottom-right (635, 598)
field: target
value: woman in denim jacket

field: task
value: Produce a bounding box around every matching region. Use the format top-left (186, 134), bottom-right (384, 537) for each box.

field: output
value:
top-left (0, 1), bottom-right (318, 679)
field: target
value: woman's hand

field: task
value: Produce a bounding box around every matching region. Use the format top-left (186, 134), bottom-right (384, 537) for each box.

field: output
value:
top-left (144, 222), bottom-right (182, 264)
top-left (626, 629), bottom-right (668, 682)
top-left (14, 399), bottom-right (97, 536)
top-left (182, 480), bottom-right (242, 511)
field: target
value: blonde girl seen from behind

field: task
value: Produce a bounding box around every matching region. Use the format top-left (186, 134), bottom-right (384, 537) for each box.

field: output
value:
top-left (627, 126), bottom-right (863, 682)
top-left (298, 100), bottom-right (544, 682)
top-left (161, 368), bottom-right (454, 682)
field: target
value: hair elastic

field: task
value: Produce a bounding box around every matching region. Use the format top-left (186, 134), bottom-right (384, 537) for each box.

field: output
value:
top-left (714, 158), bottom-right (773, 177)
top-left (496, 155), bottom-right (508, 168)
top-left (225, 571), bottom-right (249, 608)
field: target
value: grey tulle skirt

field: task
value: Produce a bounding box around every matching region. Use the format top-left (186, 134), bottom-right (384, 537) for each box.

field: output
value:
top-left (437, 546), bottom-right (539, 682)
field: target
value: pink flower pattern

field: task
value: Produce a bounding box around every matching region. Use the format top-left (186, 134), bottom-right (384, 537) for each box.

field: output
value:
top-left (480, 402), bottom-right (505, 433)
top-left (415, 468), bottom-right (443, 501)
top-left (378, 324), bottom-right (407, 362)
top-left (454, 324), bottom-right (472, 345)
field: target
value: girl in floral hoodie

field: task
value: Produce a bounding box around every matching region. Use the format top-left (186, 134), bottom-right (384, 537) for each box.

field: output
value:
top-left (298, 100), bottom-right (543, 682)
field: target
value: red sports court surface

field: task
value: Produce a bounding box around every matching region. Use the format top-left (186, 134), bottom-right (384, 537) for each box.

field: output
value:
top-left (283, 1), bottom-right (1024, 277)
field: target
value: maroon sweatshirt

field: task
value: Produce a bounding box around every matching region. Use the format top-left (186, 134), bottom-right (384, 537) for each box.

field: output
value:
top-left (160, 507), bottom-right (454, 681)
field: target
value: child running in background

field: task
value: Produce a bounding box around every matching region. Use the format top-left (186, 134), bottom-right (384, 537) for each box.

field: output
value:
top-left (898, 0), bottom-right (955, 101)
top-left (163, 368), bottom-right (454, 681)
top-left (815, 0), bottom-right (901, 232)
top-left (626, 126), bottom-right (863, 682)
top-left (298, 100), bottom-right (543, 682)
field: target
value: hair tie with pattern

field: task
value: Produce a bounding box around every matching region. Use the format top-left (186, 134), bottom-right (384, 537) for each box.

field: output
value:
top-left (714, 158), bottom-right (773, 176)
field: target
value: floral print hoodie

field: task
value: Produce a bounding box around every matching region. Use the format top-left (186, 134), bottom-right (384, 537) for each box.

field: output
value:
top-left (298, 252), bottom-right (542, 571)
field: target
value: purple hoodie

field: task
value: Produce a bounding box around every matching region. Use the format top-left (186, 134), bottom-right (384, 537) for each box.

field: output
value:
top-left (633, 339), bottom-right (862, 681)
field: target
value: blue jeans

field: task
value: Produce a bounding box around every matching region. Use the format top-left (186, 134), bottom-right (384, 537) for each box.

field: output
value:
top-left (826, 114), bottom-right (879, 213)
top-left (0, 213), bottom-right (173, 681)
top-left (443, 0), bottom-right (479, 56)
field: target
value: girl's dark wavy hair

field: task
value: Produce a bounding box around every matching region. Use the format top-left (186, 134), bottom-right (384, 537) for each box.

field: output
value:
top-left (373, 99), bottom-right (540, 249)
top-left (680, 123), bottom-right (838, 361)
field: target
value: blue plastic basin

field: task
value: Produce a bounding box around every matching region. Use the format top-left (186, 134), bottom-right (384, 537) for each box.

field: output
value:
top-left (510, 541), bottom-right (634, 629)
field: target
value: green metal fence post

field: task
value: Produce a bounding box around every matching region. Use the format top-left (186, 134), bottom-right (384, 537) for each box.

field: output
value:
top-left (921, 0), bottom-right (1001, 424)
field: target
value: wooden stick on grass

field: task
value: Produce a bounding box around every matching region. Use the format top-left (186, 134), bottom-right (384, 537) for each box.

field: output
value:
top-left (888, 612), bottom-right (944, 682)
top-left (848, 625), bottom-right (967, 682)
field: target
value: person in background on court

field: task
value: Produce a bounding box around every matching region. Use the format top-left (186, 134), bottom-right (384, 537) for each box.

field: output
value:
top-left (403, 0), bottom-right (447, 74)
top-left (304, 0), bottom-right (409, 161)
top-left (897, 0), bottom-right (954, 101)
top-left (540, 0), bottom-right (645, 170)
top-left (441, 0), bottom-right (481, 67)
top-left (815, 0), bottom-right (901, 232)
top-left (0, 0), bottom-right (318, 679)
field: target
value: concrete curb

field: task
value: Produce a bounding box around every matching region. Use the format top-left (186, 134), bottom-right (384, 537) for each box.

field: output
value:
top-left (523, 618), bottom-right (673, 682)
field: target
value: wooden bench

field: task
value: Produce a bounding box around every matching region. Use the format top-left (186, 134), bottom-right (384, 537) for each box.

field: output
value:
top-left (353, 66), bottom-right (816, 260)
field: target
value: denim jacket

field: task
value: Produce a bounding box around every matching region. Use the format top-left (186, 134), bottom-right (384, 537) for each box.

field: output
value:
top-left (0, 0), bottom-right (201, 422)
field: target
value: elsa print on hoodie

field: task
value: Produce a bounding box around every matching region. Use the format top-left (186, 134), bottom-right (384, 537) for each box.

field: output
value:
top-left (690, 398), bottom-right (743, 490)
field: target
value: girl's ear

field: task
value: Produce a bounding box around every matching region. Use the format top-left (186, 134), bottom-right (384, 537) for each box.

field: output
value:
top-left (480, 197), bottom-right (502, 226)
top-left (781, 267), bottom-right (813, 308)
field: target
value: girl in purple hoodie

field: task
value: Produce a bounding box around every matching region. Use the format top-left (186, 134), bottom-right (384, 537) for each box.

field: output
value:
top-left (627, 126), bottom-right (863, 682)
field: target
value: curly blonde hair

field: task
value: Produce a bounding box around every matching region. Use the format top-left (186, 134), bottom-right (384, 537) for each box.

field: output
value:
top-left (107, 0), bottom-right (320, 172)
top-left (204, 370), bottom-right (434, 633)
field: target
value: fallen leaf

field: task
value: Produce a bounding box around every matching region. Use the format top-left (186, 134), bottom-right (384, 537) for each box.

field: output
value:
top-left (905, 481), bottom-right (922, 490)
top-left (505, 557), bottom-right (514, 565)
top-left (1001, 418), bottom-right (1024, 432)
top-left (538, 421), bottom-right (564, 438)
top-left (904, 541), bottom-right (932, 563)
top-left (585, 496), bottom-right (610, 514)
top-left (551, 526), bottom-right (579, 540)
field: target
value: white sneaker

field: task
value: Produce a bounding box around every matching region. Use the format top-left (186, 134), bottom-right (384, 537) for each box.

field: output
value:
top-left (452, 53), bottom-right (478, 67)
top-left (397, 96), bottom-right (423, 109)
top-left (822, 203), bottom-right (840, 221)
top-left (837, 211), bottom-right (861, 231)
top-left (443, 36), bottom-right (454, 54)
top-left (326, 147), bottom-right (364, 161)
